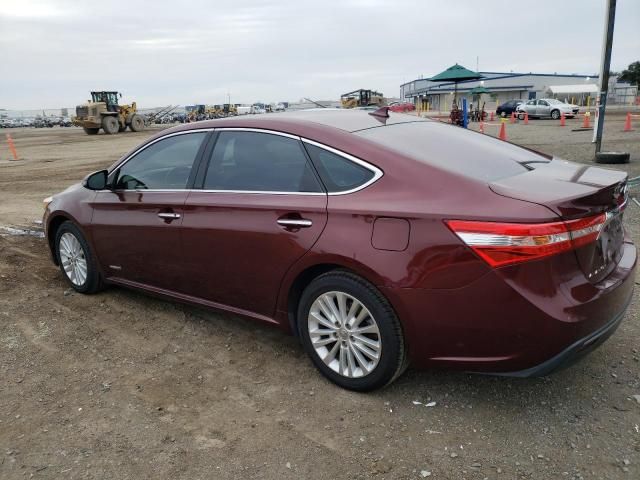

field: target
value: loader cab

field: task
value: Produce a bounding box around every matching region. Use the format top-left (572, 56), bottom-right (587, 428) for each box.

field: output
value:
top-left (341, 89), bottom-right (385, 108)
top-left (91, 91), bottom-right (120, 113)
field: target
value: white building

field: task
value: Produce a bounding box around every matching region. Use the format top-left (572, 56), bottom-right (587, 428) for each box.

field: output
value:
top-left (400, 71), bottom-right (637, 110)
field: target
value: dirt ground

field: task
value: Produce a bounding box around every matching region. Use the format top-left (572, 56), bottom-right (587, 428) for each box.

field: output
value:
top-left (1, 117), bottom-right (639, 479)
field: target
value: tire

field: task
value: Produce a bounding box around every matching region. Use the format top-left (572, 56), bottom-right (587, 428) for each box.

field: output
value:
top-left (101, 116), bottom-right (119, 135)
top-left (297, 271), bottom-right (407, 391)
top-left (83, 127), bottom-right (99, 135)
top-left (551, 109), bottom-right (560, 120)
top-left (595, 151), bottom-right (630, 164)
top-left (518, 112), bottom-right (525, 120)
top-left (54, 221), bottom-right (104, 294)
top-left (129, 114), bottom-right (144, 132)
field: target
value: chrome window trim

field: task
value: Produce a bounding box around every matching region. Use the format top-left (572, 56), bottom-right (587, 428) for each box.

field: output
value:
top-left (300, 138), bottom-right (383, 196)
top-left (214, 127), bottom-right (299, 140)
top-left (96, 188), bottom-right (325, 196)
top-left (102, 127), bottom-right (383, 197)
top-left (192, 189), bottom-right (325, 196)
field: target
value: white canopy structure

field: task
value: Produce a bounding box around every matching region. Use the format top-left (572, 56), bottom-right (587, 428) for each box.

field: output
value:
top-left (548, 84), bottom-right (598, 94)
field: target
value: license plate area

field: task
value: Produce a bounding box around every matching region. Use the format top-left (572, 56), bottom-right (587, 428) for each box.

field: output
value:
top-left (589, 211), bottom-right (624, 280)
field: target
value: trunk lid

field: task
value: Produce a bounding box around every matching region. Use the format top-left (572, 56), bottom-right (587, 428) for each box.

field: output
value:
top-left (489, 159), bottom-right (629, 283)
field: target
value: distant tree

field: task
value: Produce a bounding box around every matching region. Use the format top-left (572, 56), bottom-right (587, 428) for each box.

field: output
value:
top-left (618, 61), bottom-right (640, 86)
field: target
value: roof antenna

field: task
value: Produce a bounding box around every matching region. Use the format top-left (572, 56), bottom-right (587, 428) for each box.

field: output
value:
top-left (369, 106), bottom-right (390, 118)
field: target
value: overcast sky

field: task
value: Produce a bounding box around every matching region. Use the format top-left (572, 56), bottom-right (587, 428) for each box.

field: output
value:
top-left (0, 0), bottom-right (638, 109)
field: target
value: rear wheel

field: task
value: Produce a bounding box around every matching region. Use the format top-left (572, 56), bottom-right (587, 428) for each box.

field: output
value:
top-left (298, 271), bottom-right (407, 391)
top-left (129, 114), bottom-right (144, 132)
top-left (101, 116), bottom-right (119, 135)
top-left (54, 221), bottom-right (104, 294)
top-left (83, 127), bottom-right (99, 135)
top-left (551, 109), bottom-right (561, 120)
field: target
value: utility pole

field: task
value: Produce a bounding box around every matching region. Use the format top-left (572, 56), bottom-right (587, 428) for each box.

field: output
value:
top-left (592, 0), bottom-right (616, 154)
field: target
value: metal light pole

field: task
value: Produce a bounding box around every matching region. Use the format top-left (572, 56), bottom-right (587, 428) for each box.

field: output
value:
top-left (592, 0), bottom-right (616, 154)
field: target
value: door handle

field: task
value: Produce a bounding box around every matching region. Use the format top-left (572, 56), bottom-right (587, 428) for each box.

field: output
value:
top-left (157, 212), bottom-right (181, 220)
top-left (277, 218), bottom-right (313, 228)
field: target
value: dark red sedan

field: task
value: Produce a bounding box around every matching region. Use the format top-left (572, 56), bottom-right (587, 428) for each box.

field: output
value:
top-left (43, 109), bottom-right (636, 391)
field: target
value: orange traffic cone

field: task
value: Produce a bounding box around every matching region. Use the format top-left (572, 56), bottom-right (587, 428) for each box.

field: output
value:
top-left (498, 122), bottom-right (507, 140)
top-left (6, 134), bottom-right (18, 160)
top-left (524, 112), bottom-right (529, 125)
top-left (560, 112), bottom-right (566, 127)
top-left (582, 113), bottom-right (591, 128)
top-left (479, 121), bottom-right (484, 133)
top-left (490, 111), bottom-right (494, 122)
top-left (623, 112), bottom-right (633, 131)
top-left (510, 112), bottom-right (516, 124)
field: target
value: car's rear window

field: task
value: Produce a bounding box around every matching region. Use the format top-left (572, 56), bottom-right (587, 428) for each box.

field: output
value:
top-left (355, 122), bottom-right (537, 182)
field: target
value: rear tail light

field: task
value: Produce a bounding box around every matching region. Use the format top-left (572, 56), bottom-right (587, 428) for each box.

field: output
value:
top-left (445, 214), bottom-right (607, 267)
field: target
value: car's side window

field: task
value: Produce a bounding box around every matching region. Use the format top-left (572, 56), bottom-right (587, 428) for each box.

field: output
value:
top-left (527, 100), bottom-right (536, 106)
top-left (114, 132), bottom-right (207, 190)
top-left (538, 100), bottom-right (549, 106)
top-left (203, 131), bottom-right (323, 193)
top-left (303, 143), bottom-right (375, 193)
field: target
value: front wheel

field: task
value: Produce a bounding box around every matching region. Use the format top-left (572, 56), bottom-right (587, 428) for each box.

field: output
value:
top-left (129, 114), bottom-right (144, 132)
top-left (551, 109), bottom-right (560, 120)
top-left (101, 116), bottom-right (119, 134)
top-left (54, 221), bottom-right (104, 294)
top-left (298, 271), bottom-right (407, 391)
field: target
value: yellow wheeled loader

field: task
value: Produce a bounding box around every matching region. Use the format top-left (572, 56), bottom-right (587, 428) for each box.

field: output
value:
top-left (73, 91), bottom-right (145, 135)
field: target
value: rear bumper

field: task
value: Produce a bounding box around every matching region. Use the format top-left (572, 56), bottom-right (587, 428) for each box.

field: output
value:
top-left (382, 240), bottom-right (636, 373)
top-left (490, 292), bottom-right (631, 377)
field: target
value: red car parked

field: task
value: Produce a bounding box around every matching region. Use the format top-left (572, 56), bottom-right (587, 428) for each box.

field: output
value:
top-left (43, 110), bottom-right (636, 391)
top-left (388, 102), bottom-right (416, 113)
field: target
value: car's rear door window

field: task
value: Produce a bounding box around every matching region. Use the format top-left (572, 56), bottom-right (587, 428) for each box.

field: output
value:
top-left (303, 143), bottom-right (375, 193)
top-left (202, 131), bottom-right (323, 193)
top-left (114, 132), bottom-right (207, 190)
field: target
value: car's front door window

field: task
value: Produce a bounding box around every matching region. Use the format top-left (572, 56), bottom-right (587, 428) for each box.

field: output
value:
top-left (115, 132), bottom-right (207, 190)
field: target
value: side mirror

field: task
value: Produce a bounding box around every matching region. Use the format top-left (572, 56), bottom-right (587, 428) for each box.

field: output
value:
top-left (83, 170), bottom-right (108, 190)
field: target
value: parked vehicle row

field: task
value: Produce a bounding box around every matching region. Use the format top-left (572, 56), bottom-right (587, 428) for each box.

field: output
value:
top-left (1, 118), bottom-right (33, 128)
top-left (496, 98), bottom-right (580, 119)
top-left (516, 98), bottom-right (579, 119)
top-left (43, 110), bottom-right (635, 391)
top-left (0, 117), bottom-right (75, 128)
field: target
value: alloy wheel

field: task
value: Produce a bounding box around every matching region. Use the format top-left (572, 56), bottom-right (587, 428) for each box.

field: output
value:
top-left (58, 232), bottom-right (88, 286)
top-left (307, 291), bottom-right (381, 378)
